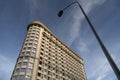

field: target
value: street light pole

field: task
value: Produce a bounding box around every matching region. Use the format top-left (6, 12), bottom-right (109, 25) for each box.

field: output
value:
top-left (58, 1), bottom-right (120, 79)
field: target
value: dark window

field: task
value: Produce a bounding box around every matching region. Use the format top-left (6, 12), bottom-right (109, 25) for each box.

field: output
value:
top-left (38, 72), bottom-right (41, 77)
top-left (21, 68), bottom-right (26, 73)
top-left (28, 43), bottom-right (32, 45)
top-left (13, 76), bottom-right (17, 80)
top-left (24, 56), bottom-right (29, 60)
top-left (39, 61), bottom-right (42, 65)
top-left (22, 62), bottom-right (27, 66)
top-left (30, 39), bottom-right (33, 41)
top-left (15, 69), bottom-right (20, 73)
top-left (27, 47), bottom-right (31, 50)
top-left (19, 57), bottom-right (23, 60)
top-left (40, 57), bottom-right (42, 60)
top-left (19, 75), bottom-right (24, 80)
top-left (17, 62), bottom-right (21, 67)
top-left (32, 48), bottom-right (36, 51)
top-left (39, 67), bottom-right (41, 70)
top-left (27, 69), bottom-right (32, 74)
top-left (41, 52), bottom-right (43, 55)
top-left (26, 51), bottom-right (30, 55)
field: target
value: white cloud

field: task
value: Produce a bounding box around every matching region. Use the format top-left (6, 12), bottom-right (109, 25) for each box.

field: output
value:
top-left (96, 62), bottom-right (111, 80)
top-left (27, 0), bottom-right (39, 20)
top-left (85, 47), bottom-right (120, 80)
top-left (87, 58), bottom-right (111, 80)
top-left (0, 54), bottom-right (14, 80)
top-left (79, 0), bottom-right (107, 13)
top-left (75, 35), bottom-right (120, 80)
top-left (67, 1), bottom-right (119, 79)
top-left (95, 53), bottom-right (120, 80)
top-left (67, 0), bottom-right (107, 45)
top-left (67, 1), bottom-right (120, 79)
top-left (68, 15), bottom-right (82, 45)
top-left (77, 42), bottom-right (90, 52)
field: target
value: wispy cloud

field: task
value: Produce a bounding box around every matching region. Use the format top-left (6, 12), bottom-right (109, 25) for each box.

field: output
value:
top-left (95, 53), bottom-right (119, 80)
top-left (61, 0), bottom-right (120, 80)
top-left (77, 41), bottom-right (90, 52)
top-left (68, 12), bottom-right (83, 45)
top-left (82, 42), bottom-right (120, 80)
top-left (86, 55), bottom-right (112, 80)
top-left (67, 0), bottom-right (107, 45)
top-left (27, 0), bottom-right (39, 20)
top-left (0, 54), bottom-right (14, 80)
top-left (96, 62), bottom-right (111, 80)
top-left (79, 0), bottom-right (107, 13)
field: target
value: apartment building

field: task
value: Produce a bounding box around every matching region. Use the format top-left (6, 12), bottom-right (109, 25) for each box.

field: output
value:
top-left (11, 21), bottom-right (87, 80)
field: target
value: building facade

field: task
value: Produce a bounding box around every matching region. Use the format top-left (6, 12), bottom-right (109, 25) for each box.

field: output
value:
top-left (11, 21), bottom-right (87, 80)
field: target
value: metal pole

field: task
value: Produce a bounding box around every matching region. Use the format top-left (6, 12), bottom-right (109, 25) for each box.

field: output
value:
top-left (58, 1), bottom-right (120, 79)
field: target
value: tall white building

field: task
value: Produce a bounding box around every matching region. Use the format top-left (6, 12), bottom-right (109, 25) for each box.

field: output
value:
top-left (11, 21), bottom-right (87, 80)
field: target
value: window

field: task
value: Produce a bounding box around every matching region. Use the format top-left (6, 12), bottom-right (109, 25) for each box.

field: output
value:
top-left (17, 62), bottom-right (21, 67)
top-left (31, 52), bottom-right (35, 56)
top-left (36, 31), bottom-right (39, 34)
top-left (30, 39), bottom-right (33, 42)
top-left (35, 40), bottom-right (38, 42)
top-left (26, 51), bottom-right (30, 55)
top-left (26, 40), bottom-right (29, 42)
top-left (39, 67), bottom-right (41, 70)
top-left (22, 62), bottom-right (27, 66)
top-left (44, 63), bottom-right (47, 67)
top-left (13, 76), bottom-right (17, 80)
top-left (24, 43), bottom-right (27, 46)
top-left (19, 57), bottom-right (23, 60)
top-left (32, 33), bottom-right (35, 35)
top-left (31, 36), bottom-right (34, 38)
top-left (35, 40), bottom-right (38, 43)
top-left (21, 68), bottom-right (26, 73)
top-left (28, 43), bottom-right (32, 45)
top-left (15, 68), bottom-right (20, 73)
top-left (38, 72), bottom-right (41, 77)
top-left (32, 48), bottom-right (36, 51)
top-left (29, 57), bottom-right (34, 62)
top-left (32, 30), bottom-right (36, 32)
top-left (40, 57), bottom-right (42, 60)
top-left (36, 34), bottom-right (39, 37)
top-left (41, 52), bottom-right (43, 55)
top-left (27, 69), bottom-right (32, 74)
top-left (24, 56), bottom-right (29, 61)
top-left (39, 61), bottom-right (42, 65)
top-left (28, 33), bottom-right (31, 35)
top-left (25, 76), bottom-right (31, 80)
top-left (28, 63), bottom-right (33, 67)
top-left (27, 36), bottom-right (29, 38)
top-left (33, 25), bottom-right (36, 27)
top-left (27, 47), bottom-right (31, 50)
top-left (21, 52), bottom-right (25, 55)
top-left (37, 27), bottom-right (40, 30)
top-left (19, 75), bottom-right (24, 80)
top-left (23, 47), bottom-right (26, 50)
top-left (44, 75), bottom-right (47, 78)
top-left (34, 43), bottom-right (37, 47)
top-left (35, 37), bottom-right (38, 39)
top-left (44, 69), bottom-right (47, 72)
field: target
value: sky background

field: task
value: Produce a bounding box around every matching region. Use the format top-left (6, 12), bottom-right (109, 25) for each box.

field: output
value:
top-left (0, 0), bottom-right (120, 80)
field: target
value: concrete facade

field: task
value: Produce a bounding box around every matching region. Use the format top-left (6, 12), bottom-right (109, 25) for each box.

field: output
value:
top-left (11, 21), bottom-right (87, 80)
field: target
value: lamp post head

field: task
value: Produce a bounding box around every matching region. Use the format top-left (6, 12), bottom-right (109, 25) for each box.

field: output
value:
top-left (58, 10), bottom-right (63, 17)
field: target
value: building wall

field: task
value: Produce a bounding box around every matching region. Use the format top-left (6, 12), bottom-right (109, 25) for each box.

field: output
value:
top-left (11, 21), bottom-right (87, 80)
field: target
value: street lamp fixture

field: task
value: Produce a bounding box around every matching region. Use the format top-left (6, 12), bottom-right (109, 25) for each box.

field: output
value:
top-left (58, 10), bottom-right (63, 17)
top-left (58, 1), bottom-right (120, 79)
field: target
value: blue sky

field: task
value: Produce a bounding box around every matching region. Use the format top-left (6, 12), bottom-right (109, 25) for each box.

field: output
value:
top-left (0, 0), bottom-right (120, 80)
